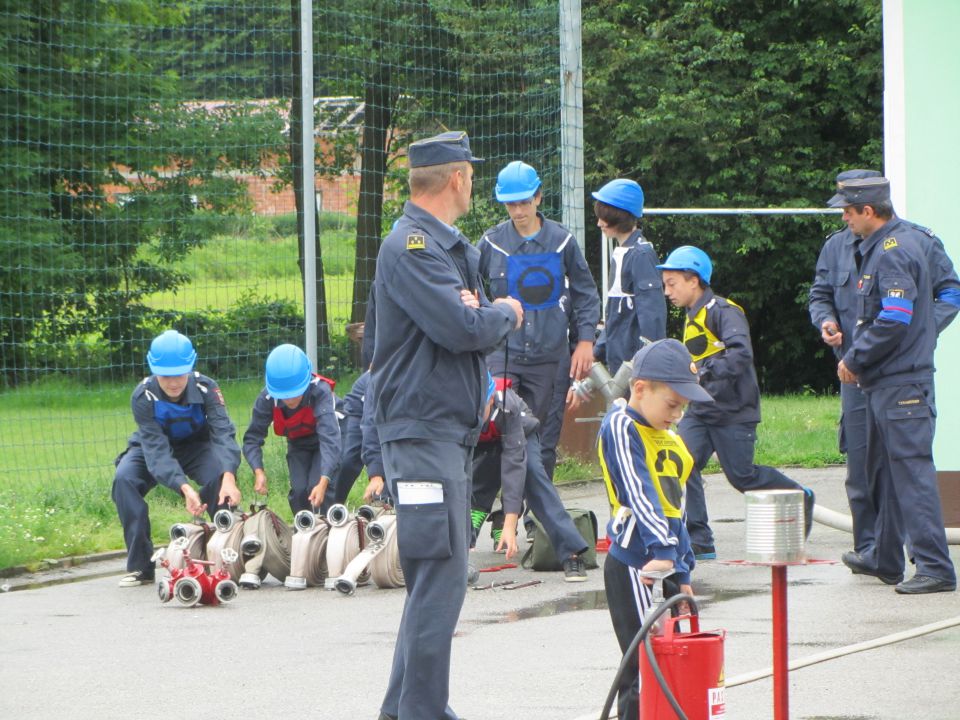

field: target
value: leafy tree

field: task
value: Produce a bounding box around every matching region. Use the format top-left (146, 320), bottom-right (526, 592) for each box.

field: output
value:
top-left (0, 2), bottom-right (288, 384)
top-left (582, 0), bottom-right (883, 392)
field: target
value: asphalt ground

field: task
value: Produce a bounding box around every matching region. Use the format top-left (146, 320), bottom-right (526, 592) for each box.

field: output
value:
top-left (2, 466), bottom-right (960, 720)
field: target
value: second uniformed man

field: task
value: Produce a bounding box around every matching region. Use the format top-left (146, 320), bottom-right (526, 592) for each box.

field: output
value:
top-left (833, 176), bottom-right (958, 595)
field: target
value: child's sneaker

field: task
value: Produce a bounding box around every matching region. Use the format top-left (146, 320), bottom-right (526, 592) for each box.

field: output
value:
top-left (118, 570), bottom-right (154, 587)
top-left (563, 554), bottom-right (587, 582)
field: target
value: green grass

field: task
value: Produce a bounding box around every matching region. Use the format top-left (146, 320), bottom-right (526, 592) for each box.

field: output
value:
top-left (141, 213), bottom-right (358, 330)
top-left (0, 384), bottom-right (841, 570)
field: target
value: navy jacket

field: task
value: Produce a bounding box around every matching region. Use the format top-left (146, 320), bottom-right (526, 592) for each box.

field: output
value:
top-left (476, 387), bottom-right (539, 515)
top-left (809, 219), bottom-right (960, 354)
top-left (596, 229), bottom-right (666, 373)
top-left (684, 288), bottom-right (761, 425)
top-left (841, 218), bottom-right (943, 390)
top-left (479, 213), bottom-right (600, 363)
top-left (242, 376), bottom-right (342, 479)
top-left (371, 200), bottom-right (517, 445)
top-left (128, 373), bottom-right (241, 492)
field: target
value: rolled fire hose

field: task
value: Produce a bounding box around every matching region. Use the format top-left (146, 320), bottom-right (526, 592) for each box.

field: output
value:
top-left (286, 510), bottom-right (330, 589)
top-left (164, 520), bottom-right (211, 569)
top-left (206, 509), bottom-right (246, 582)
top-left (324, 504), bottom-right (378, 589)
top-left (238, 504), bottom-right (293, 589)
top-left (367, 513), bottom-right (405, 589)
top-left (331, 512), bottom-right (404, 594)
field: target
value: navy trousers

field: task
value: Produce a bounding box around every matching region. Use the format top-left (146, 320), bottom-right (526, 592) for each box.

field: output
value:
top-left (864, 382), bottom-right (955, 583)
top-left (679, 417), bottom-right (803, 548)
top-left (539, 351), bottom-right (572, 480)
top-left (840, 382), bottom-right (874, 554)
top-left (380, 439), bottom-right (471, 720)
top-left (112, 442), bottom-right (223, 575)
top-left (471, 433), bottom-right (587, 559)
top-left (330, 414), bottom-right (364, 506)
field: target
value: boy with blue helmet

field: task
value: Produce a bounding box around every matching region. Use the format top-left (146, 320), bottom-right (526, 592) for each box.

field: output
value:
top-left (112, 330), bottom-right (242, 587)
top-left (242, 344), bottom-right (341, 514)
top-left (658, 246), bottom-right (815, 559)
top-left (592, 178), bottom-right (667, 374)
top-left (479, 161), bottom-right (601, 447)
top-left (598, 338), bottom-right (709, 719)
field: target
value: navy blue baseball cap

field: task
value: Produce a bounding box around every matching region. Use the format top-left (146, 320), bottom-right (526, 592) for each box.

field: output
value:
top-left (827, 176), bottom-right (891, 208)
top-left (630, 339), bottom-right (714, 402)
top-left (408, 131), bottom-right (484, 168)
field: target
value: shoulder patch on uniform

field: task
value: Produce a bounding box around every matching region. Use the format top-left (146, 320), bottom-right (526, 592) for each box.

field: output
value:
top-left (883, 237), bottom-right (898, 251)
top-left (406, 234), bottom-right (426, 250)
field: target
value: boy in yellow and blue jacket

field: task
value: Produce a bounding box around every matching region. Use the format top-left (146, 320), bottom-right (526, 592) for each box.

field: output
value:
top-left (598, 338), bottom-right (712, 720)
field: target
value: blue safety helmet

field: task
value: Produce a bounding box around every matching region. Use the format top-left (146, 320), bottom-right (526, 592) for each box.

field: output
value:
top-left (592, 179), bottom-right (644, 218)
top-left (657, 246), bottom-right (713, 285)
top-left (265, 344), bottom-right (313, 399)
top-left (495, 161), bottom-right (541, 202)
top-left (147, 330), bottom-right (197, 376)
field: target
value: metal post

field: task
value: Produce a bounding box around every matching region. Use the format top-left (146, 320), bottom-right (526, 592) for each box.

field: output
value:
top-left (300, 0), bottom-right (317, 366)
top-left (559, 0), bottom-right (585, 253)
top-left (771, 565), bottom-right (790, 720)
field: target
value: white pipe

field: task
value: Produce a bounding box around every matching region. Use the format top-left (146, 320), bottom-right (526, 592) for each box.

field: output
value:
top-left (813, 502), bottom-right (960, 544)
top-left (643, 208), bottom-right (842, 215)
top-left (727, 615), bottom-right (960, 687)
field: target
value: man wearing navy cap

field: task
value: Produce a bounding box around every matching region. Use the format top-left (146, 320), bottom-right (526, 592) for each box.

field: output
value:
top-left (809, 170), bottom-right (960, 569)
top-left (371, 130), bottom-right (522, 719)
top-left (830, 176), bottom-right (959, 594)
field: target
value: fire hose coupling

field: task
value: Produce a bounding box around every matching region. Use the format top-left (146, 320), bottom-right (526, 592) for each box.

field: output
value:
top-left (294, 509), bottom-right (318, 532)
top-left (327, 503), bottom-right (350, 527)
top-left (214, 508), bottom-right (243, 532)
top-left (356, 504), bottom-right (379, 522)
top-left (366, 514), bottom-right (396, 543)
top-left (334, 577), bottom-right (357, 596)
top-left (240, 534), bottom-right (263, 557)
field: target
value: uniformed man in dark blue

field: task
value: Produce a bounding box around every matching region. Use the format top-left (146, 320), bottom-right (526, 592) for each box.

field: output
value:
top-left (809, 169), bottom-right (960, 564)
top-left (832, 176), bottom-right (958, 594)
top-left (371, 130), bottom-right (522, 720)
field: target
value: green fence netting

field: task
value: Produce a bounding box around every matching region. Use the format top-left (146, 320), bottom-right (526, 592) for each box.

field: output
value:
top-left (0, 0), bottom-right (563, 484)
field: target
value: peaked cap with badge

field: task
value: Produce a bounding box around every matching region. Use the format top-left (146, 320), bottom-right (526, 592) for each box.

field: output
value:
top-left (407, 130), bottom-right (484, 168)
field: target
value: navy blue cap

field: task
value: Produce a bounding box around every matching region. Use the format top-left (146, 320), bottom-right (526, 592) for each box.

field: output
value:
top-left (408, 131), bottom-right (483, 168)
top-left (835, 169), bottom-right (881, 183)
top-left (827, 176), bottom-right (891, 208)
top-left (630, 339), bottom-right (713, 403)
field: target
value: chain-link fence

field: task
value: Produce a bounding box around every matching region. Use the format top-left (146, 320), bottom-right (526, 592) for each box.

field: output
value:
top-left (1, 0), bottom-right (566, 484)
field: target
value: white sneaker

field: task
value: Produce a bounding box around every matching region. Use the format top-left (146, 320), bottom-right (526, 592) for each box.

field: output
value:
top-left (118, 571), bottom-right (153, 587)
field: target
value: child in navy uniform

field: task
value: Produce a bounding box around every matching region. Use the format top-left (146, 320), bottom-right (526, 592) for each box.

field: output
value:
top-left (591, 178), bottom-right (666, 374)
top-left (658, 246), bottom-right (815, 558)
top-left (242, 344), bottom-right (341, 514)
top-left (471, 372), bottom-right (589, 578)
top-left (112, 330), bottom-right (242, 587)
top-left (598, 338), bottom-right (710, 720)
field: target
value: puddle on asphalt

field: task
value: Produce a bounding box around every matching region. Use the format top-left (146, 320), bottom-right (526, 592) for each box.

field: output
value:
top-left (469, 589), bottom-right (609, 625)
top-left (1, 569), bottom-right (122, 593)
top-left (468, 578), bottom-right (787, 626)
